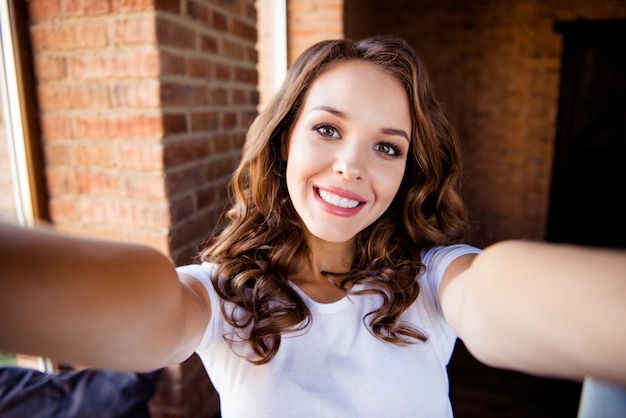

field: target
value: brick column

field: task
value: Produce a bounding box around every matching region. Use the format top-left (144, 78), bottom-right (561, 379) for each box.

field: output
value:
top-left (26, 0), bottom-right (258, 416)
top-left (287, 0), bottom-right (344, 63)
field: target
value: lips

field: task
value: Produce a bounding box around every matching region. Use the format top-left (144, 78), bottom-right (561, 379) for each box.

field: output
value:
top-left (314, 186), bottom-right (366, 216)
top-left (317, 189), bottom-right (361, 208)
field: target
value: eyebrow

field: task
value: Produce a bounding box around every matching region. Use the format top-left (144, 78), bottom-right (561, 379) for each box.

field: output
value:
top-left (381, 127), bottom-right (410, 142)
top-left (309, 105), bottom-right (410, 143)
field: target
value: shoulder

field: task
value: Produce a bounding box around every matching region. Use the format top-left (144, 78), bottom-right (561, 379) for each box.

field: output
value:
top-left (176, 262), bottom-right (217, 287)
top-left (176, 262), bottom-right (221, 311)
top-left (420, 244), bottom-right (482, 287)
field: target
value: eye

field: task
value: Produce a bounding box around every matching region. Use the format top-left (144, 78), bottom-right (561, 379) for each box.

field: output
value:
top-left (314, 124), bottom-right (340, 138)
top-left (374, 142), bottom-right (402, 156)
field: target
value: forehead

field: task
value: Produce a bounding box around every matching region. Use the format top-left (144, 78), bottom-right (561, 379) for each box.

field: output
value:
top-left (308, 59), bottom-right (405, 97)
top-left (300, 60), bottom-right (412, 129)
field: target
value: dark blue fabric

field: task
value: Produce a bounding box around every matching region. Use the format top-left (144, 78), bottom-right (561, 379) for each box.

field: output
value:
top-left (0, 366), bottom-right (159, 418)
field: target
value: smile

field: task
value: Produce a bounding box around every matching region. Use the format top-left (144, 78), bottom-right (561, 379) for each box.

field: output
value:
top-left (313, 186), bottom-right (366, 217)
top-left (317, 189), bottom-right (361, 208)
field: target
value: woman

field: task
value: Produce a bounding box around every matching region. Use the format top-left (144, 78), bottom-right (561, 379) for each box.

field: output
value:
top-left (1, 36), bottom-right (625, 416)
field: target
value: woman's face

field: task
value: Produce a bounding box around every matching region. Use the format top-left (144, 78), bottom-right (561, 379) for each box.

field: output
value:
top-left (284, 60), bottom-right (411, 244)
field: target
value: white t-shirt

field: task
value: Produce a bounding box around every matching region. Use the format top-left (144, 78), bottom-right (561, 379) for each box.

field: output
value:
top-left (177, 244), bottom-right (481, 417)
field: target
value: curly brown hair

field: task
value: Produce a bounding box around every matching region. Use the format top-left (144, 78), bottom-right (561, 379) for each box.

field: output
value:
top-left (201, 35), bottom-right (470, 364)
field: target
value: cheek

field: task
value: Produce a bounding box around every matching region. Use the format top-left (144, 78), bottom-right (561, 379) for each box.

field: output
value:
top-left (380, 162), bottom-right (407, 191)
top-left (286, 137), bottom-right (327, 175)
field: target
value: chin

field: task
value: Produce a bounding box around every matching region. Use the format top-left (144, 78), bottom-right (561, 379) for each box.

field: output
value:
top-left (307, 227), bottom-right (358, 244)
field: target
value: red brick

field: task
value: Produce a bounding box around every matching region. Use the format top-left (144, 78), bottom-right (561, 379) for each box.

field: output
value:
top-left (78, 200), bottom-right (108, 224)
top-left (170, 196), bottom-right (194, 223)
top-left (43, 143), bottom-right (70, 167)
top-left (70, 143), bottom-right (115, 168)
top-left (32, 55), bottom-right (66, 80)
top-left (113, 15), bottom-right (157, 45)
top-left (117, 144), bottom-right (164, 170)
top-left (214, 62), bottom-right (230, 80)
top-left (240, 110), bottom-right (257, 129)
top-left (212, 10), bottom-right (228, 32)
top-left (234, 66), bottom-right (257, 84)
top-left (29, 25), bottom-right (68, 51)
top-left (37, 84), bottom-right (110, 111)
top-left (221, 39), bottom-right (244, 59)
top-left (244, 2), bottom-right (256, 20)
top-left (45, 170), bottom-right (78, 196)
top-left (69, 50), bottom-right (160, 79)
top-left (120, 173), bottom-right (166, 199)
top-left (187, 1), bottom-right (211, 25)
top-left (246, 45), bottom-right (257, 62)
top-left (111, 0), bottom-right (155, 12)
top-left (112, 81), bottom-right (160, 108)
top-left (161, 114), bottom-right (188, 135)
top-left (39, 116), bottom-right (72, 140)
top-left (198, 34), bottom-right (219, 54)
top-left (74, 171), bottom-right (120, 195)
top-left (168, 215), bottom-right (217, 256)
top-left (209, 134), bottom-right (231, 154)
top-left (161, 83), bottom-right (208, 107)
top-left (69, 22), bottom-right (109, 49)
top-left (163, 138), bottom-right (210, 167)
top-left (189, 111), bottom-right (219, 133)
top-left (231, 88), bottom-right (247, 105)
top-left (63, 0), bottom-right (111, 17)
top-left (156, 19), bottom-right (196, 49)
top-left (187, 57), bottom-right (212, 79)
top-left (231, 18), bottom-right (256, 42)
top-left (27, 0), bottom-right (60, 21)
top-left (165, 166), bottom-right (205, 195)
top-left (160, 51), bottom-right (186, 76)
top-left (74, 114), bottom-right (164, 139)
top-left (105, 199), bottom-right (171, 227)
top-left (197, 185), bottom-right (219, 210)
top-left (210, 87), bottom-right (228, 106)
top-left (48, 199), bottom-right (77, 222)
top-left (153, 0), bottom-right (181, 14)
top-left (221, 112), bottom-right (237, 129)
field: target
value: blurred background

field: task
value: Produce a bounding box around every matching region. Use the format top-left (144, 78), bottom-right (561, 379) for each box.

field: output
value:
top-left (1, 0), bottom-right (624, 416)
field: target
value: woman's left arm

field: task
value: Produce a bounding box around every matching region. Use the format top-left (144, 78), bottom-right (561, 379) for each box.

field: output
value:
top-left (439, 240), bottom-right (626, 386)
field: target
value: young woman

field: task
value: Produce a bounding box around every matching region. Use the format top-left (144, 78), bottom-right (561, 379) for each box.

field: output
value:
top-left (1, 36), bottom-right (625, 416)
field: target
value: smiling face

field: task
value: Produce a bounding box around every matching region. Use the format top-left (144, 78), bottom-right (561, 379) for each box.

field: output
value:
top-left (284, 60), bottom-right (412, 244)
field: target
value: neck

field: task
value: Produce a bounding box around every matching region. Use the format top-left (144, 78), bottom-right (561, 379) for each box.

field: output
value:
top-left (295, 233), bottom-right (355, 283)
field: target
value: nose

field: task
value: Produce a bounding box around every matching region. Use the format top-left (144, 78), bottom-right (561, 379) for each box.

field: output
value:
top-left (332, 144), bottom-right (365, 181)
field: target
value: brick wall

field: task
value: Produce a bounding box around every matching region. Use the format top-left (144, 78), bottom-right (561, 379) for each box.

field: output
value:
top-left (157, 0), bottom-right (258, 265)
top-left (342, 0), bottom-right (626, 246)
top-left (258, 0), bottom-right (626, 247)
top-left (25, 0), bottom-right (258, 416)
top-left (29, 0), bottom-right (168, 250)
top-left (287, 0), bottom-right (343, 63)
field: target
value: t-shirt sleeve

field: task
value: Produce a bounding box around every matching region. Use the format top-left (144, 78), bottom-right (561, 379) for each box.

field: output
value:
top-left (420, 244), bottom-right (482, 307)
top-left (176, 262), bottom-right (221, 351)
top-left (419, 244), bottom-right (482, 362)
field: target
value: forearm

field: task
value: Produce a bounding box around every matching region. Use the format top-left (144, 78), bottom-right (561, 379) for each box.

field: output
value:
top-left (0, 222), bottom-right (186, 371)
top-left (456, 240), bottom-right (626, 386)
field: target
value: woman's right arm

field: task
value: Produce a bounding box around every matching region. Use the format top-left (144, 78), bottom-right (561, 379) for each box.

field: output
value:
top-left (0, 222), bottom-right (211, 372)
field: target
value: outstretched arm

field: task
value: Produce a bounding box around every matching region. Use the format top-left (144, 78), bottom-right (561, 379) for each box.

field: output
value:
top-left (0, 222), bottom-right (211, 372)
top-left (440, 240), bottom-right (626, 386)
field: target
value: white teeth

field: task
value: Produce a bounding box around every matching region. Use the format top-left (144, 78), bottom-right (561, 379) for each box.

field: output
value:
top-left (318, 189), bottom-right (360, 209)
